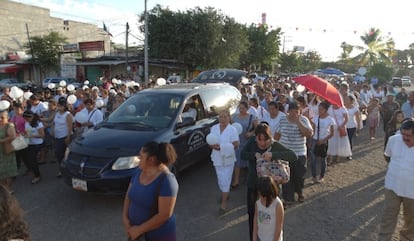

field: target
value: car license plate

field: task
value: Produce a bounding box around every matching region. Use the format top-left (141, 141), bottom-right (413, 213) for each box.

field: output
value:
top-left (72, 178), bottom-right (87, 191)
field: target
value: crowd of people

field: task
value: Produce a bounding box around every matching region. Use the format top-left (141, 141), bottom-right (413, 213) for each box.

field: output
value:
top-left (1, 74), bottom-right (413, 241)
top-left (0, 77), bottom-right (150, 191)
top-left (208, 76), bottom-right (414, 241)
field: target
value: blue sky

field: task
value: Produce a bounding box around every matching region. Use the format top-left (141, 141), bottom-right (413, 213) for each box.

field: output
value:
top-left (13, 0), bottom-right (414, 61)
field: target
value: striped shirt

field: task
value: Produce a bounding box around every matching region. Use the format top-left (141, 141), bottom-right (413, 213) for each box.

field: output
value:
top-left (276, 115), bottom-right (312, 156)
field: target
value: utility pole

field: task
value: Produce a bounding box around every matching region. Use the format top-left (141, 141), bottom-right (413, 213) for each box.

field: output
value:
top-left (25, 23), bottom-right (38, 85)
top-left (144, 0), bottom-right (149, 84)
top-left (125, 22), bottom-right (129, 77)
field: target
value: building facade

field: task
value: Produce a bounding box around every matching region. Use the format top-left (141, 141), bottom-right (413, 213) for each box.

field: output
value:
top-left (0, 0), bottom-right (110, 83)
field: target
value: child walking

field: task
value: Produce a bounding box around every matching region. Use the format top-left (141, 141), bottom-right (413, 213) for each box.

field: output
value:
top-left (253, 176), bottom-right (284, 241)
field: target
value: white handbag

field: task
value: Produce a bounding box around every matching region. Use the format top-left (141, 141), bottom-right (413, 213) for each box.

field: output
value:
top-left (11, 135), bottom-right (28, 151)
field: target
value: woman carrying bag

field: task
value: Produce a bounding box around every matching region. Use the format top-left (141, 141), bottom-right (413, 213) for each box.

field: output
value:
top-left (241, 123), bottom-right (297, 241)
top-left (0, 109), bottom-right (18, 193)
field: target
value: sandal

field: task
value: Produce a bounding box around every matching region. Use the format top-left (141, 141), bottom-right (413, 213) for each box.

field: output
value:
top-left (231, 183), bottom-right (239, 189)
top-left (298, 195), bottom-right (305, 203)
top-left (31, 177), bottom-right (41, 184)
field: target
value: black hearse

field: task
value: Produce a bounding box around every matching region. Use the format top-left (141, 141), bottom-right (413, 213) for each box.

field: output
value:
top-left (61, 83), bottom-right (241, 194)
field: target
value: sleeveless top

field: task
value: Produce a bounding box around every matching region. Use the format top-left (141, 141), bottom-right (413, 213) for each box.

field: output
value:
top-left (257, 197), bottom-right (283, 241)
top-left (54, 111), bottom-right (71, 138)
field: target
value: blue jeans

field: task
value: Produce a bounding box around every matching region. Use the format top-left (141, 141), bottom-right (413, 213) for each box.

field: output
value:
top-left (310, 139), bottom-right (327, 178)
top-left (54, 137), bottom-right (67, 164)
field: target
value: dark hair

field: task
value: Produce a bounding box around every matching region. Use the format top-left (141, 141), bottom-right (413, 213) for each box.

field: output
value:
top-left (84, 98), bottom-right (94, 105)
top-left (239, 101), bottom-right (249, 109)
top-left (319, 101), bottom-right (331, 110)
top-left (296, 96), bottom-right (306, 105)
top-left (23, 111), bottom-right (40, 128)
top-left (254, 122), bottom-right (272, 140)
top-left (249, 97), bottom-right (259, 106)
top-left (0, 185), bottom-right (30, 240)
top-left (142, 141), bottom-right (177, 165)
top-left (400, 118), bottom-right (414, 133)
top-left (267, 101), bottom-right (278, 109)
top-left (256, 176), bottom-right (279, 207)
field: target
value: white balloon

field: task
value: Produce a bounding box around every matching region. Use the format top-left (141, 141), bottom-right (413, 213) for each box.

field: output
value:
top-left (296, 84), bottom-right (306, 92)
top-left (9, 87), bottom-right (23, 99)
top-left (232, 122), bottom-right (243, 135)
top-left (67, 94), bottom-right (77, 105)
top-left (96, 99), bottom-right (104, 108)
top-left (0, 100), bottom-right (10, 111)
top-left (75, 111), bottom-right (88, 124)
top-left (48, 83), bottom-right (56, 89)
top-left (241, 77), bottom-right (249, 84)
top-left (206, 133), bottom-right (219, 145)
top-left (16, 88), bottom-right (24, 99)
top-left (59, 80), bottom-right (67, 87)
top-left (84, 80), bottom-right (89, 85)
top-left (23, 91), bottom-right (33, 100)
top-left (67, 84), bottom-right (75, 92)
top-left (156, 78), bottom-right (166, 86)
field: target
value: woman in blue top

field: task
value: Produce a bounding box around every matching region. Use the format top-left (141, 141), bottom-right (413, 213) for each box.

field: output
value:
top-left (123, 141), bottom-right (179, 241)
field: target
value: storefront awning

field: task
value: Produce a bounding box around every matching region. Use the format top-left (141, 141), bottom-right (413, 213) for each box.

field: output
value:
top-left (0, 64), bottom-right (23, 73)
top-left (68, 60), bottom-right (136, 66)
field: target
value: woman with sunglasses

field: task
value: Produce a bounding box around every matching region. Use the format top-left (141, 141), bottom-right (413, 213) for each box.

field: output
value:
top-left (241, 122), bottom-right (297, 241)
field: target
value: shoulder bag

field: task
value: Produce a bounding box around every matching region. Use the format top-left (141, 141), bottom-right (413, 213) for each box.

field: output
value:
top-left (313, 117), bottom-right (328, 157)
top-left (4, 123), bottom-right (27, 154)
top-left (256, 145), bottom-right (290, 184)
top-left (128, 172), bottom-right (167, 241)
top-left (333, 110), bottom-right (347, 137)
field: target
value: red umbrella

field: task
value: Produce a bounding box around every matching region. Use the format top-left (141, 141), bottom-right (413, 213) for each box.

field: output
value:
top-left (293, 75), bottom-right (343, 107)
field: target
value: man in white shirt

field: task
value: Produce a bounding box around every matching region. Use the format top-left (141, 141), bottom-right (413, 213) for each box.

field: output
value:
top-left (81, 98), bottom-right (103, 128)
top-left (262, 101), bottom-right (286, 139)
top-left (379, 118), bottom-right (414, 241)
top-left (29, 94), bottom-right (48, 116)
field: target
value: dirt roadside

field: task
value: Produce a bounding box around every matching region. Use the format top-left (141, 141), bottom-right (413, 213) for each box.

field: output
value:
top-left (284, 125), bottom-right (402, 241)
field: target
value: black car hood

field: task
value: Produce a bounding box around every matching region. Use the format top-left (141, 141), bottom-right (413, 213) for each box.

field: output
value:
top-left (71, 127), bottom-right (163, 157)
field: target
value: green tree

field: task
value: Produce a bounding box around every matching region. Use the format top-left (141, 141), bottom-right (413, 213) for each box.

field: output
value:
top-left (353, 28), bottom-right (395, 66)
top-left (298, 51), bottom-right (322, 73)
top-left (242, 24), bottom-right (282, 72)
top-left (25, 31), bottom-right (67, 77)
top-left (366, 62), bottom-right (393, 84)
top-left (142, 5), bottom-right (248, 69)
top-left (278, 52), bottom-right (301, 73)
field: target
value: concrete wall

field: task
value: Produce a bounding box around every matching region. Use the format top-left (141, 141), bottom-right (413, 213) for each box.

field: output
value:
top-left (0, 0), bottom-right (110, 59)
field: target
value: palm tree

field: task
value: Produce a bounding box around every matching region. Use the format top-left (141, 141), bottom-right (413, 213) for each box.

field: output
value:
top-left (339, 41), bottom-right (353, 59)
top-left (353, 28), bottom-right (395, 66)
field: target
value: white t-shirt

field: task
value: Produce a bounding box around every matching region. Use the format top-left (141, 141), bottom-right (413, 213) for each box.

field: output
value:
top-left (31, 102), bottom-right (48, 116)
top-left (81, 107), bottom-right (103, 127)
top-left (384, 134), bottom-right (414, 199)
top-left (346, 106), bottom-right (359, 129)
top-left (25, 121), bottom-right (44, 145)
top-left (312, 115), bottom-right (336, 140)
top-left (263, 112), bottom-right (286, 136)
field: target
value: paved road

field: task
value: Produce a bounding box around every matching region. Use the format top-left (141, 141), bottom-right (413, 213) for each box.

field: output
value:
top-left (13, 125), bottom-right (395, 241)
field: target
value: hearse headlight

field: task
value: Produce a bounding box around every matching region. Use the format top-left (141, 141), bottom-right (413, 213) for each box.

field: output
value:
top-left (112, 156), bottom-right (140, 170)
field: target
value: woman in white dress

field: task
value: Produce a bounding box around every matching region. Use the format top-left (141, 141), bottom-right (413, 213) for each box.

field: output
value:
top-left (327, 104), bottom-right (352, 163)
top-left (209, 109), bottom-right (240, 214)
